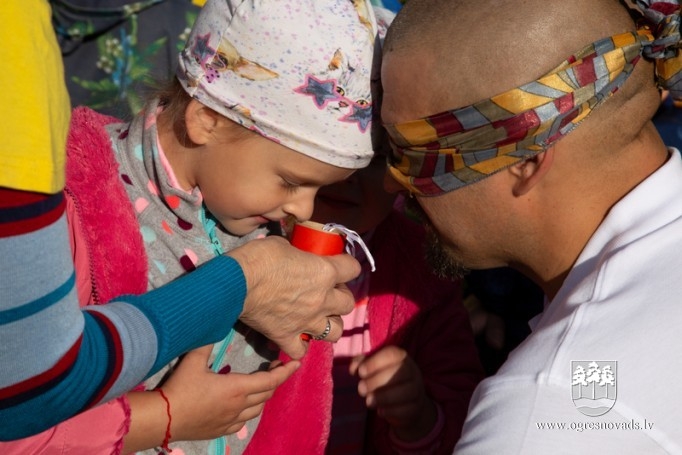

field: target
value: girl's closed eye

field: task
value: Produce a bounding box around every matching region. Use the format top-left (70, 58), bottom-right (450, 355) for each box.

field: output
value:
top-left (281, 177), bottom-right (301, 193)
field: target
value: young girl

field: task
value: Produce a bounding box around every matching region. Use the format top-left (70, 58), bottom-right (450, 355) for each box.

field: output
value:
top-left (3, 0), bottom-right (379, 453)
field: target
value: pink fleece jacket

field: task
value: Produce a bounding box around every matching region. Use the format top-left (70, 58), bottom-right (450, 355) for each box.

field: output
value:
top-left (7, 107), bottom-right (483, 454)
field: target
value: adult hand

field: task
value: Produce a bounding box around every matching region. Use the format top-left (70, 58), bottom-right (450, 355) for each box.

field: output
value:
top-left (123, 345), bottom-right (300, 452)
top-left (350, 346), bottom-right (438, 442)
top-left (228, 236), bottom-right (360, 359)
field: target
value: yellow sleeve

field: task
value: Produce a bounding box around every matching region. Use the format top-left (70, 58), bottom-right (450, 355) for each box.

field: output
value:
top-left (0, 0), bottom-right (71, 194)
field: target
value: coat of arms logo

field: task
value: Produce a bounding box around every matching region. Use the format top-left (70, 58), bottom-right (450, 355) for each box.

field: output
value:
top-left (571, 360), bottom-right (617, 416)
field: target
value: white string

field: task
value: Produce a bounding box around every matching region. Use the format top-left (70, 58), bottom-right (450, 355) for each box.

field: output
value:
top-left (322, 223), bottom-right (376, 272)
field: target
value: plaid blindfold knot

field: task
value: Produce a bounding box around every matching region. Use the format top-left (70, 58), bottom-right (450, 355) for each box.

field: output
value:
top-left (386, 1), bottom-right (682, 196)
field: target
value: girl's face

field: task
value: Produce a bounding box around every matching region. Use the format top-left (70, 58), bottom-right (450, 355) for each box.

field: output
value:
top-left (194, 126), bottom-right (354, 237)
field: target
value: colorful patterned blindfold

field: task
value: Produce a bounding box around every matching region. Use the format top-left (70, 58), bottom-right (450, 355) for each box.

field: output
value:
top-left (385, 0), bottom-right (682, 196)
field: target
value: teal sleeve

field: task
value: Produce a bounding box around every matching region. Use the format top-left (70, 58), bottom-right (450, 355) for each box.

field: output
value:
top-left (124, 255), bottom-right (247, 374)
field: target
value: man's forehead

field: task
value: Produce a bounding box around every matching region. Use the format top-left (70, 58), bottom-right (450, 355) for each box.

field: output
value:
top-left (380, 33), bottom-right (537, 123)
top-left (380, 50), bottom-right (452, 124)
top-left (381, 0), bottom-right (633, 124)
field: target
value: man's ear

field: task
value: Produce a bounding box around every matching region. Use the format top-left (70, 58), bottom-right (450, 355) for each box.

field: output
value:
top-left (185, 99), bottom-right (221, 146)
top-left (509, 148), bottom-right (555, 197)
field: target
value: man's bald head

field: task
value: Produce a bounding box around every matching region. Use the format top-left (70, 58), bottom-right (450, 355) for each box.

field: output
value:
top-left (382, 0), bottom-right (656, 121)
top-left (382, 0), bottom-right (673, 298)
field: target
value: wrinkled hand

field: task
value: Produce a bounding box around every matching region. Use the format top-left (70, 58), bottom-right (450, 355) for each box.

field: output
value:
top-left (123, 345), bottom-right (299, 452)
top-left (228, 236), bottom-right (360, 359)
top-left (351, 346), bottom-right (437, 442)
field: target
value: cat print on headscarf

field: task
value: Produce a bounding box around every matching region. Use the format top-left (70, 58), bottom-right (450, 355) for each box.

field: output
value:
top-left (350, 0), bottom-right (375, 42)
top-left (177, 0), bottom-right (377, 168)
top-left (190, 33), bottom-right (279, 83)
top-left (225, 103), bottom-right (255, 129)
top-left (295, 48), bottom-right (372, 132)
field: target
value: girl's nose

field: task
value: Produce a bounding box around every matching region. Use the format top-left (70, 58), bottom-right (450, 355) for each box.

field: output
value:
top-left (283, 190), bottom-right (315, 222)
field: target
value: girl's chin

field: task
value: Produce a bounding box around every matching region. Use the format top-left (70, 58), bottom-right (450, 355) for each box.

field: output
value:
top-left (220, 215), bottom-right (276, 236)
top-left (222, 219), bottom-right (263, 237)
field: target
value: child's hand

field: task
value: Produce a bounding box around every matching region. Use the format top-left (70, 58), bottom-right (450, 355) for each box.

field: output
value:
top-left (167, 346), bottom-right (300, 440)
top-left (123, 345), bottom-right (300, 452)
top-left (350, 346), bottom-right (438, 442)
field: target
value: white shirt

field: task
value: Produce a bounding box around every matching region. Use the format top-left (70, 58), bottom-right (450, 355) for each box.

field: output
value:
top-left (455, 150), bottom-right (682, 454)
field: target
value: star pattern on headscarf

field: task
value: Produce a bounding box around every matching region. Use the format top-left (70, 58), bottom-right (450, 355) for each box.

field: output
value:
top-left (295, 75), bottom-right (342, 108)
top-left (192, 33), bottom-right (215, 66)
top-left (340, 102), bottom-right (373, 132)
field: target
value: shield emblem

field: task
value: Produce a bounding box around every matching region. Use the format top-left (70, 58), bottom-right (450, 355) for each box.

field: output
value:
top-left (571, 360), bottom-right (617, 416)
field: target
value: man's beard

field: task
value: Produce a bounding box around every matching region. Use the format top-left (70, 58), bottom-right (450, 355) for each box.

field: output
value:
top-left (424, 225), bottom-right (470, 281)
top-left (403, 195), bottom-right (470, 280)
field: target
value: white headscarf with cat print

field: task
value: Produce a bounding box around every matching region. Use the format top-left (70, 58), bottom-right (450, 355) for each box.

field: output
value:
top-left (177, 0), bottom-right (379, 169)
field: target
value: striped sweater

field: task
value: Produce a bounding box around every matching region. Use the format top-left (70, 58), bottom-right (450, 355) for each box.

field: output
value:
top-left (0, 188), bottom-right (247, 440)
top-left (0, 0), bottom-right (248, 440)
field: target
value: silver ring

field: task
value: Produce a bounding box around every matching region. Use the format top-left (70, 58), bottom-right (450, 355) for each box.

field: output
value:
top-left (312, 318), bottom-right (332, 341)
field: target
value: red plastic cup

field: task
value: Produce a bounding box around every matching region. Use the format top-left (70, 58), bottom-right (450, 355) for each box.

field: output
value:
top-left (289, 221), bottom-right (345, 341)
top-left (289, 221), bottom-right (345, 256)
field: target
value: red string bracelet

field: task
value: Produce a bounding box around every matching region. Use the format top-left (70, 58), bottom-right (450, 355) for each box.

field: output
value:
top-left (154, 388), bottom-right (173, 453)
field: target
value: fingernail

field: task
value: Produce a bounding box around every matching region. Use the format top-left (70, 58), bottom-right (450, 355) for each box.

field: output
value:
top-left (357, 382), bottom-right (367, 397)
